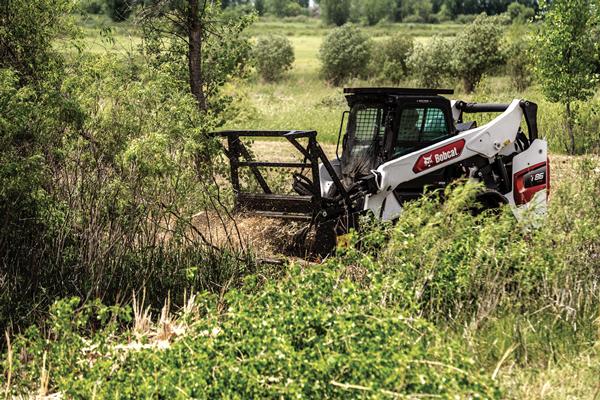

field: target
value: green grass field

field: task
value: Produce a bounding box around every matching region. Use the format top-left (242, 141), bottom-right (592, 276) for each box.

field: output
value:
top-left (75, 14), bottom-right (590, 151)
top-left (75, 16), bottom-right (466, 144)
top-left (14, 14), bottom-right (593, 399)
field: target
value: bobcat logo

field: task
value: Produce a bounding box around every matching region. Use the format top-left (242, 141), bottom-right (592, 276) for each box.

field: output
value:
top-left (413, 139), bottom-right (466, 174)
top-left (423, 155), bottom-right (433, 167)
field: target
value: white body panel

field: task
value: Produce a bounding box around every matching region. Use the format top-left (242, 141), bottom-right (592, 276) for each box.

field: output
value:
top-left (507, 139), bottom-right (548, 219)
top-left (319, 98), bottom-right (548, 221)
top-left (319, 159), bottom-right (342, 198)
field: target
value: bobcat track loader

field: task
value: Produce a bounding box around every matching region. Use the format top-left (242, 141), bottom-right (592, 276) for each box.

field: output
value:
top-left (217, 88), bottom-right (549, 256)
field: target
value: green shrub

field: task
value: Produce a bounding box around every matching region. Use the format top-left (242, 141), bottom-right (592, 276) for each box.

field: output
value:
top-left (502, 28), bottom-right (534, 91)
top-left (408, 36), bottom-right (452, 88)
top-left (455, 13), bottom-right (476, 24)
top-left (435, 4), bottom-right (453, 22)
top-left (106, 0), bottom-right (132, 21)
top-left (362, 0), bottom-right (396, 26)
top-left (571, 101), bottom-right (600, 154)
top-left (320, 0), bottom-right (351, 26)
top-left (0, 51), bottom-right (256, 332)
top-left (403, 14), bottom-right (425, 23)
top-left (266, 0), bottom-right (303, 17)
top-left (319, 24), bottom-right (372, 85)
top-left (222, 3), bottom-right (257, 21)
top-left (78, 0), bottom-right (104, 14)
top-left (399, 0), bottom-right (433, 22)
top-left (507, 1), bottom-right (535, 23)
top-left (255, 0), bottom-right (265, 15)
top-left (4, 271), bottom-right (501, 398)
top-left (371, 33), bottom-right (414, 83)
top-left (452, 14), bottom-right (505, 92)
top-left (253, 35), bottom-right (295, 81)
top-left (343, 158), bottom-right (600, 358)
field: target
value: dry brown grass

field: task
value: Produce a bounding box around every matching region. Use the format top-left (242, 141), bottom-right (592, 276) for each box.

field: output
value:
top-left (192, 211), bottom-right (306, 260)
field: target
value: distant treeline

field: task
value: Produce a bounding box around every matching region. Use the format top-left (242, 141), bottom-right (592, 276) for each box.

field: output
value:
top-left (80, 0), bottom-right (537, 25)
top-left (224, 0), bottom-right (536, 24)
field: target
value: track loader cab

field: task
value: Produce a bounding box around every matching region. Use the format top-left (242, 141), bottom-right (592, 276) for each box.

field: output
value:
top-left (338, 88), bottom-right (459, 199)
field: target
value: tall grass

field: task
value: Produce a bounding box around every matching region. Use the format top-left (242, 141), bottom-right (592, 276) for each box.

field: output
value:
top-left (2, 158), bottom-right (598, 397)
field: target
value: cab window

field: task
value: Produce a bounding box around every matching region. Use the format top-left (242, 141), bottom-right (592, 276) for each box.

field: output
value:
top-left (393, 107), bottom-right (450, 157)
top-left (342, 104), bottom-right (391, 178)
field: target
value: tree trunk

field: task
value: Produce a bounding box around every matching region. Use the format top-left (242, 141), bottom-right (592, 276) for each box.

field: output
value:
top-left (188, 0), bottom-right (207, 111)
top-left (565, 101), bottom-right (575, 154)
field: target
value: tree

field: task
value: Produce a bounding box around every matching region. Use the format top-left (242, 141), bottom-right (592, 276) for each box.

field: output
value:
top-left (253, 35), bottom-right (295, 81)
top-left (408, 36), bottom-right (453, 88)
top-left (1, 0), bottom-right (74, 82)
top-left (503, 25), bottom-right (534, 91)
top-left (507, 2), bottom-right (535, 23)
top-left (362, 0), bottom-right (396, 25)
top-left (140, 1), bottom-right (253, 112)
top-left (0, 0), bottom-right (83, 330)
top-left (106, 0), bottom-right (133, 21)
top-left (320, 0), bottom-right (351, 26)
top-left (534, 0), bottom-right (598, 154)
top-left (452, 14), bottom-right (505, 92)
top-left (319, 24), bottom-right (371, 85)
top-left (372, 33), bottom-right (414, 82)
top-left (255, 0), bottom-right (265, 14)
top-left (266, 0), bottom-right (302, 16)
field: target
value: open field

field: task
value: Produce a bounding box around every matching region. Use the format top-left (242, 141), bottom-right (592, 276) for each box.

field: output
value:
top-left (4, 8), bottom-right (600, 398)
top-left (74, 15), bottom-right (600, 151)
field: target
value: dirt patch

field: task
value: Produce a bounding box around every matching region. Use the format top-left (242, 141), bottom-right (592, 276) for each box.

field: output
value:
top-left (549, 153), bottom-right (599, 184)
top-left (248, 140), bottom-right (337, 162)
top-left (192, 211), bottom-right (308, 260)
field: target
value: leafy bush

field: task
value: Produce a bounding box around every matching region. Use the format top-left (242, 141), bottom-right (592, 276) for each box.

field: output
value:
top-left (399, 0), bottom-right (433, 22)
top-left (435, 4), bottom-right (453, 22)
top-left (6, 159), bottom-right (600, 397)
top-left (455, 13), bottom-right (476, 24)
top-left (1, 0), bottom-right (256, 333)
top-left (361, 0), bottom-right (396, 26)
top-left (106, 0), bottom-right (132, 21)
top-left (320, 0), bottom-right (351, 26)
top-left (4, 270), bottom-right (501, 398)
top-left (255, 0), bottom-right (265, 15)
top-left (319, 24), bottom-right (372, 85)
top-left (266, 0), bottom-right (303, 17)
top-left (408, 36), bottom-right (452, 88)
top-left (507, 2), bottom-right (535, 23)
top-left (502, 27), bottom-right (533, 91)
top-left (222, 3), bottom-right (257, 21)
top-left (371, 33), bottom-right (414, 83)
top-left (452, 14), bottom-right (505, 92)
top-left (571, 101), bottom-right (600, 154)
top-left (78, 0), bottom-right (104, 14)
top-left (403, 14), bottom-right (425, 23)
top-left (253, 35), bottom-right (295, 82)
top-left (344, 158), bottom-right (600, 348)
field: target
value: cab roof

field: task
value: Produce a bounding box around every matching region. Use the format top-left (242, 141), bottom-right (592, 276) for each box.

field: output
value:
top-left (344, 87), bottom-right (453, 107)
top-left (343, 87), bottom-right (454, 96)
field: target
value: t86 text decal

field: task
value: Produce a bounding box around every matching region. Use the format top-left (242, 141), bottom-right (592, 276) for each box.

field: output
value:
top-left (412, 139), bottom-right (466, 173)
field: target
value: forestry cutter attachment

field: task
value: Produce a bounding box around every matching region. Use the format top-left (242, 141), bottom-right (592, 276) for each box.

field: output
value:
top-left (217, 130), bottom-right (374, 257)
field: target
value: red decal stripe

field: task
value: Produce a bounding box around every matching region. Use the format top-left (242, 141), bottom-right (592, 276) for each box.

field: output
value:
top-left (413, 139), bottom-right (466, 173)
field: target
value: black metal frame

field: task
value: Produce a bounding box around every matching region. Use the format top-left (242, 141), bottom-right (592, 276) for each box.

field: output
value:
top-left (217, 130), bottom-right (349, 220)
top-left (344, 87), bottom-right (455, 96)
